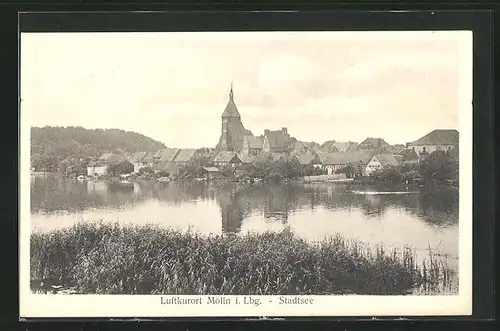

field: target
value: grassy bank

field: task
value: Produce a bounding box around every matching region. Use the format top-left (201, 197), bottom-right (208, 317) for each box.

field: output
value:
top-left (31, 222), bottom-right (456, 295)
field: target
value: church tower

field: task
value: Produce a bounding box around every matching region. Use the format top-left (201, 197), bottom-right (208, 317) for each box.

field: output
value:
top-left (219, 83), bottom-right (242, 151)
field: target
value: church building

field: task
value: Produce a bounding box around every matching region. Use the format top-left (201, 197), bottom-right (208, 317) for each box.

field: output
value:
top-left (216, 84), bottom-right (254, 152)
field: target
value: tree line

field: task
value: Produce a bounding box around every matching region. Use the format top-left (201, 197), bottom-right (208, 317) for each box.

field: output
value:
top-left (30, 126), bottom-right (165, 173)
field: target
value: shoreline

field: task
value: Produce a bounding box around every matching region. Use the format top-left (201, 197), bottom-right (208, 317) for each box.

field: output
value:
top-left (33, 171), bottom-right (458, 189)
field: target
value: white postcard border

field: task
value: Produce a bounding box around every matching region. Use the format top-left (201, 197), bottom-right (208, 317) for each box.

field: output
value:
top-left (19, 30), bottom-right (473, 318)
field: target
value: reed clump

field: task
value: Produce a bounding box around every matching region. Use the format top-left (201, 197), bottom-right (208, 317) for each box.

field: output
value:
top-left (30, 221), bottom-right (455, 295)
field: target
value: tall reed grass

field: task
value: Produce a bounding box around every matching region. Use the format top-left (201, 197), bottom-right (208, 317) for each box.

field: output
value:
top-left (30, 222), bottom-right (456, 295)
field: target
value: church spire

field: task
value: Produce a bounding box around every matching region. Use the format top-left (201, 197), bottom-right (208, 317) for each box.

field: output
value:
top-left (229, 82), bottom-right (234, 101)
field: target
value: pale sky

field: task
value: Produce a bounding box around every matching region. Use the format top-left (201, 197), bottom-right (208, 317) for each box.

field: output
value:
top-left (21, 31), bottom-right (470, 148)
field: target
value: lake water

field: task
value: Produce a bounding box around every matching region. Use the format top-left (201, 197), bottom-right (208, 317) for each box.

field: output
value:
top-left (30, 174), bottom-right (459, 270)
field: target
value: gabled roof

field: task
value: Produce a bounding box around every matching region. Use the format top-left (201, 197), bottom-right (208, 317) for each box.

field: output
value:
top-left (238, 153), bottom-right (255, 164)
top-left (397, 148), bottom-right (419, 161)
top-left (173, 149), bottom-right (197, 163)
top-left (296, 152), bottom-right (317, 165)
top-left (155, 148), bottom-right (180, 162)
top-left (334, 141), bottom-right (359, 152)
top-left (213, 151), bottom-right (241, 163)
top-left (373, 154), bottom-right (403, 167)
top-left (264, 130), bottom-right (291, 151)
top-left (318, 152), bottom-right (348, 165)
top-left (99, 153), bottom-right (127, 164)
top-left (412, 129), bottom-right (459, 146)
top-left (301, 141), bottom-right (322, 153)
top-left (271, 152), bottom-right (286, 162)
top-left (359, 137), bottom-right (390, 149)
top-left (320, 150), bottom-right (376, 165)
top-left (127, 151), bottom-right (148, 163)
top-left (289, 141), bottom-right (308, 156)
top-left (253, 151), bottom-right (275, 164)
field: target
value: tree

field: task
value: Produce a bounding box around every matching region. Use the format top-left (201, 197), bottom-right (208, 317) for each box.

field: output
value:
top-left (155, 170), bottom-right (170, 178)
top-left (107, 160), bottom-right (134, 176)
top-left (419, 151), bottom-right (459, 184)
top-left (370, 165), bottom-right (405, 184)
top-left (336, 164), bottom-right (355, 178)
top-left (138, 166), bottom-right (155, 176)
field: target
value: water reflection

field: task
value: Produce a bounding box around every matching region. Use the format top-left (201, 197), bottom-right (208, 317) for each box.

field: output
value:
top-left (31, 176), bottom-right (459, 228)
top-left (30, 175), bottom-right (459, 260)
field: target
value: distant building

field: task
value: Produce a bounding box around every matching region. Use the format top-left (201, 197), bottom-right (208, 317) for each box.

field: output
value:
top-left (333, 141), bottom-right (359, 153)
top-left (87, 162), bottom-right (107, 177)
top-left (364, 154), bottom-right (403, 176)
top-left (153, 148), bottom-right (180, 165)
top-left (410, 129), bottom-right (459, 159)
top-left (203, 166), bottom-right (222, 180)
top-left (318, 152), bottom-right (350, 174)
top-left (318, 150), bottom-right (374, 175)
top-left (241, 136), bottom-right (263, 156)
top-left (253, 151), bottom-right (276, 164)
top-left (396, 148), bottom-right (419, 165)
top-left (213, 151), bottom-right (243, 168)
top-left (87, 152), bottom-right (126, 177)
top-left (295, 151), bottom-right (320, 167)
top-left (172, 149), bottom-right (198, 167)
top-left (127, 151), bottom-right (154, 173)
top-left (358, 137), bottom-right (390, 150)
top-left (238, 153), bottom-right (255, 165)
top-left (262, 128), bottom-right (292, 153)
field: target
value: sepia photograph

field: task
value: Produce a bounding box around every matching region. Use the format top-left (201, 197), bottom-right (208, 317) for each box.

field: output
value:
top-left (19, 30), bottom-right (473, 317)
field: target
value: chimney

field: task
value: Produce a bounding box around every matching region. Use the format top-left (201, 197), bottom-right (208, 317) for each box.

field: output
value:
top-left (264, 129), bottom-right (270, 135)
top-left (282, 127), bottom-right (287, 135)
top-left (406, 142), bottom-right (412, 148)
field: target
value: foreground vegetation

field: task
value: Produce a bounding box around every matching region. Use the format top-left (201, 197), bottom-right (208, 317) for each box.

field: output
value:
top-left (31, 222), bottom-right (456, 295)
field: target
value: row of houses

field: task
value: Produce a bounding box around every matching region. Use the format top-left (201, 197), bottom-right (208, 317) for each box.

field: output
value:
top-left (86, 148), bottom-right (199, 177)
top-left (211, 129), bottom-right (458, 176)
top-left (211, 148), bottom-right (412, 177)
top-left (86, 129), bottom-right (459, 178)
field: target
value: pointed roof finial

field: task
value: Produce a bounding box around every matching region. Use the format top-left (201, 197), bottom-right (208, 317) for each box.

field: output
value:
top-left (229, 81), bottom-right (234, 101)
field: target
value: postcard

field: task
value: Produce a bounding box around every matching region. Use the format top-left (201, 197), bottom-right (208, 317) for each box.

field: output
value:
top-left (20, 30), bottom-right (472, 317)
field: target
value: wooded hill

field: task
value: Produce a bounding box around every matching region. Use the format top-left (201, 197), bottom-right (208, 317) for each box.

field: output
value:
top-left (30, 126), bottom-right (166, 172)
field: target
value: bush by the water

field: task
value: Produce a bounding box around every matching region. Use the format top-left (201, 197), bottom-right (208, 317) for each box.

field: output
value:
top-left (31, 222), bottom-right (454, 295)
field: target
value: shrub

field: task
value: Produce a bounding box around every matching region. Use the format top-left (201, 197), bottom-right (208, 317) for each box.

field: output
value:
top-left (107, 160), bottom-right (134, 176)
